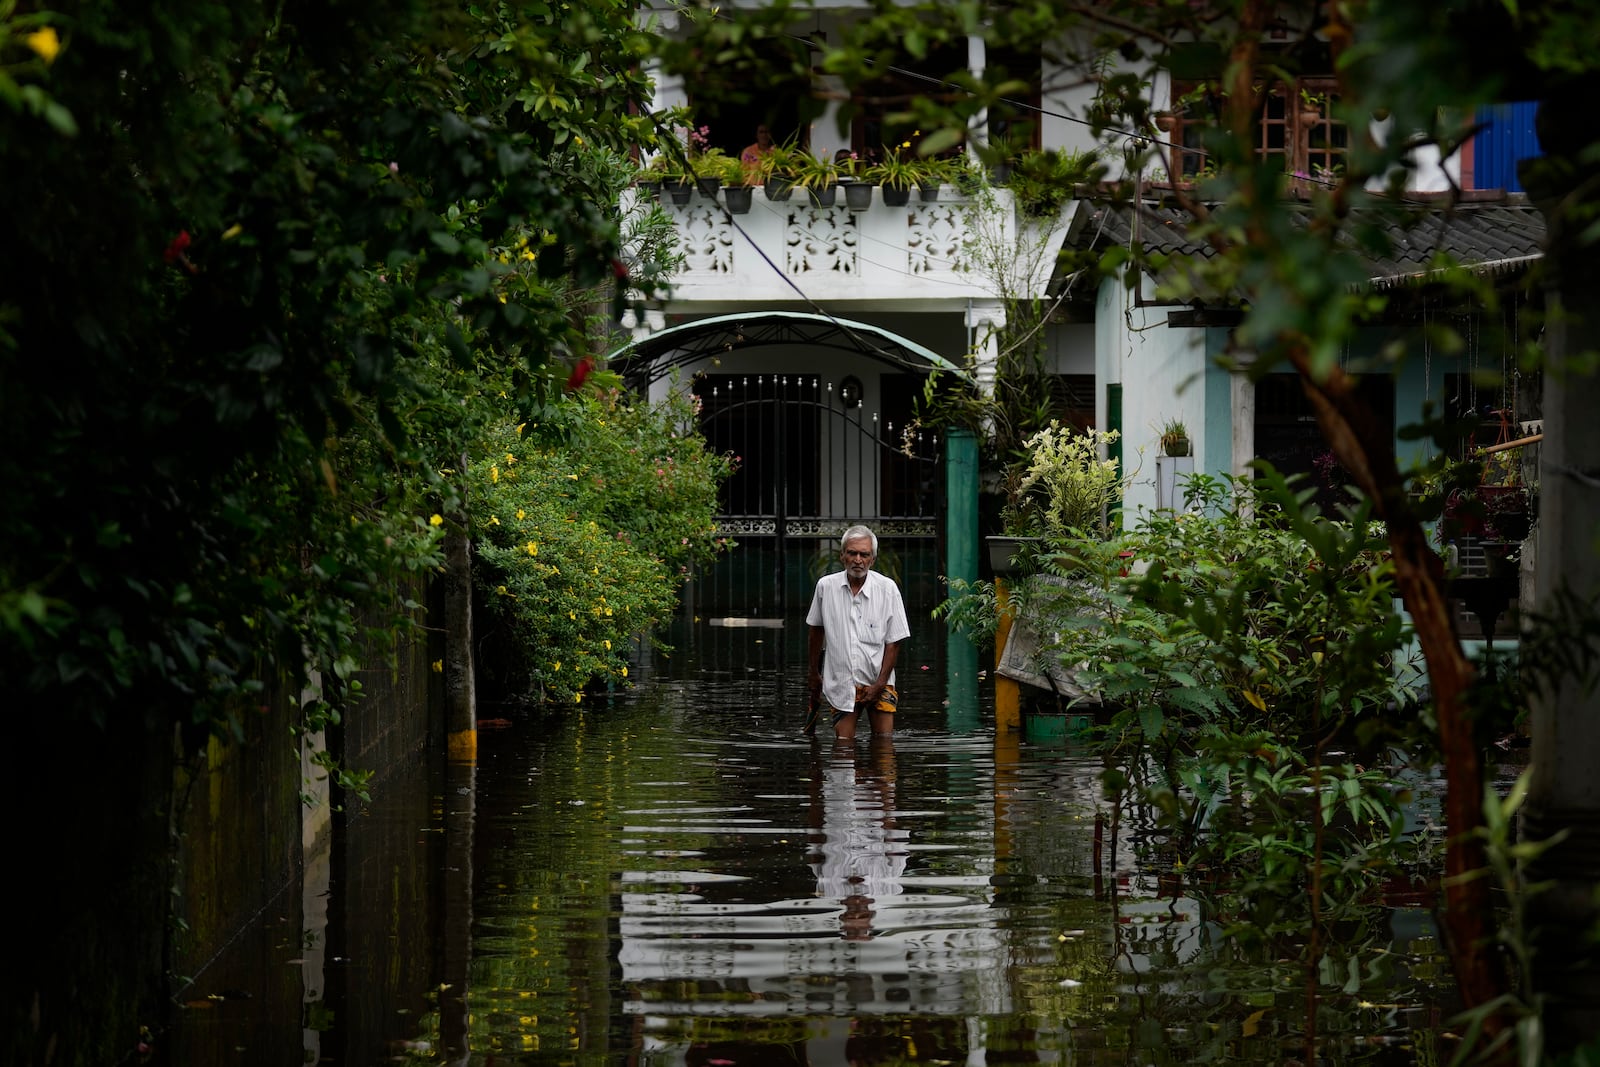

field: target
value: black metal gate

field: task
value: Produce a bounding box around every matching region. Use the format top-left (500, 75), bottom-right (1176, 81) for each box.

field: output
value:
top-left (689, 372), bottom-right (943, 618)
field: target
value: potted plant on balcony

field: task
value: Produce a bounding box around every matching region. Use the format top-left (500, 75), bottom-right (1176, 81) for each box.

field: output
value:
top-left (642, 152), bottom-right (693, 206)
top-left (721, 154), bottom-right (755, 214)
top-left (863, 148), bottom-right (920, 206)
top-left (691, 147), bottom-right (734, 199)
top-left (837, 151), bottom-right (875, 210)
top-left (791, 149), bottom-right (841, 207)
top-left (916, 154), bottom-right (954, 202)
top-left (753, 142), bottom-right (797, 202)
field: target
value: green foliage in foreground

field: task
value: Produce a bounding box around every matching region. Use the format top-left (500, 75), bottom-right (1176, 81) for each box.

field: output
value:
top-left (468, 388), bottom-right (735, 703)
top-left (943, 469), bottom-right (1433, 926)
top-left (0, 0), bottom-right (661, 741)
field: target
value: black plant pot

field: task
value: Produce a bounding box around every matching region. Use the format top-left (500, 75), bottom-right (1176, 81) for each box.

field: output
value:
top-left (986, 535), bottom-right (1043, 577)
top-left (807, 185), bottom-right (838, 208)
top-left (695, 176), bottom-right (721, 199)
top-left (662, 179), bottom-right (694, 206)
top-left (881, 185), bottom-right (911, 207)
top-left (764, 176), bottom-right (794, 202)
top-left (723, 185), bottom-right (753, 215)
top-left (918, 182), bottom-right (940, 202)
top-left (844, 182), bottom-right (875, 210)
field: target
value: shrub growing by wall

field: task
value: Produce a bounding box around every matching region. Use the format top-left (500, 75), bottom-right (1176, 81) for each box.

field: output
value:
top-left (468, 388), bottom-right (734, 703)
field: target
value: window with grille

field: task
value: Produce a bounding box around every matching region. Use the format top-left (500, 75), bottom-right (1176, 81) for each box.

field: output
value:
top-left (1170, 79), bottom-right (1346, 183)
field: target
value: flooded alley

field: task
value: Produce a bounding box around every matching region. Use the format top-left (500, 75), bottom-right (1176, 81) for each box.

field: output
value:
top-left (158, 613), bottom-right (1461, 1066)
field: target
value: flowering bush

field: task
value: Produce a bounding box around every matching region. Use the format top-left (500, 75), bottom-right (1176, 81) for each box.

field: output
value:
top-left (468, 387), bottom-right (735, 702)
top-left (1008, 421), bottom-right (1126, 540)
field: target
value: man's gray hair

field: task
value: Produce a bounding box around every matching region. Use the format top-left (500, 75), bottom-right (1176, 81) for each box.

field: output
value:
top-left (840, 524), bottom-right (877, 553)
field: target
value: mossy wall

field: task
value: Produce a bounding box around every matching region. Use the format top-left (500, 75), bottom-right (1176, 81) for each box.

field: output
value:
top-left (6, 577), bottom-right (440, 1066)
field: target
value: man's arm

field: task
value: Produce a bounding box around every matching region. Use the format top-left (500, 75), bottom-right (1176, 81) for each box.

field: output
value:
top-left (861, 639), bottom-right (900, 705)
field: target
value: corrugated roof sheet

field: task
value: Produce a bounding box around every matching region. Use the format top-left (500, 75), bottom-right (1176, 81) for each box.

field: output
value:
top-left (1064, 194), bottom-right (1546, 291)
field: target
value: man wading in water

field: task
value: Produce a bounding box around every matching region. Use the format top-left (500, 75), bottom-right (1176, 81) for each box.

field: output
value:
top-left (805, 525), bottom-right (911, 739)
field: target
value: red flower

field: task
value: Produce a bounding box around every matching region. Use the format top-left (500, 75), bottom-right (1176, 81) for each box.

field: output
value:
top-left (564, 355), bottom-right (594, 392)
top-left (163, 230), bottom-right (192, 265)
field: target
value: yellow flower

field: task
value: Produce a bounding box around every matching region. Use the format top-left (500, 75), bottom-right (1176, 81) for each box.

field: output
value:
top-left (605, 608), bottom-right (613, 616)
top-left (516, 509), bottom-right (526, 520)
top-left (604, 640), bottom-right (611, 650)
top-left (620, 666), bottom-right (628, 677)
top-left (553, 661), bottom-right (561, 671)
top-left (25, 27), bottom-right (61, 64)
top-left (486, 515), bottom-right (499, 525)
top-left (431, 659), bottom-right (444, 673)
top-left (429, 513), bottom-right (444, 526)
top-left (574, 692), bottom-right (583, 703)
top-left (568, 611), bottom-right (576, 620)
top-left (526, 541), bottom-right (538, 556)
top-left (505, 452), bottom-right (516, 464)
top-left (490, 466), bottom-right (500, 483)
top-left (222, 223), bottom-right (244, 240)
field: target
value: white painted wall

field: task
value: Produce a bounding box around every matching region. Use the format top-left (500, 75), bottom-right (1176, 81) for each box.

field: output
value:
top-left (1093, 275), bottom-right (1209, 522)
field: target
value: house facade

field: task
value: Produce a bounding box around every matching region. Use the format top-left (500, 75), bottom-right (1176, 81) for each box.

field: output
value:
top-left (621, 4), bottom-right (1544, 614)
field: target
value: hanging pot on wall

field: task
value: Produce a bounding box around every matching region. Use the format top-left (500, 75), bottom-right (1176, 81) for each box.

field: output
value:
top-left (662, 178), bottom-right (694, 206)
top-left (844, 182), bottom-right (874, 210)
top-left (763, 175), bottom-right (794, 202)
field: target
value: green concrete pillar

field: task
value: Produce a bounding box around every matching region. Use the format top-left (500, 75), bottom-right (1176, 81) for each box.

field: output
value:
top-left (944, 427), bottom-right (981, 730)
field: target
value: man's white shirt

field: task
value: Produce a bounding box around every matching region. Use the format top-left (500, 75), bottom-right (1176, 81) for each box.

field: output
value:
top-left (806, 568), bottom-right (911, 713)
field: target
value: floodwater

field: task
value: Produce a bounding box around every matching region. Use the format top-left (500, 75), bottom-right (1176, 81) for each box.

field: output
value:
top-left (159, 612), bottom-right (1469, 1066)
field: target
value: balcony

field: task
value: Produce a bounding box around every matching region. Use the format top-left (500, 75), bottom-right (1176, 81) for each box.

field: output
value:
top-left (635, 183), bottom-right (1033, 307)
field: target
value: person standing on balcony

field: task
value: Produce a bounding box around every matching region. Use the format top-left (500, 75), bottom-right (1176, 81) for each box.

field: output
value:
top-left (740, 123), bottom-right (774, 176)
top-left (805, 525), bottom-right (911, 740)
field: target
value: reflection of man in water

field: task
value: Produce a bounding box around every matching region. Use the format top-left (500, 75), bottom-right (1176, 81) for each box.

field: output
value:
top-left (807, 736), bottom-right (906, 941)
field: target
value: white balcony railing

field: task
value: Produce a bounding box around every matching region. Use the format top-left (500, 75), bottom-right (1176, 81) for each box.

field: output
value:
top-left (637, 184), bottom-right (1030, 306)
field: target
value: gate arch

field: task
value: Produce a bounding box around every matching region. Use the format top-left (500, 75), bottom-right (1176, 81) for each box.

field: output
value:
top-left (609, 313), bottom-right (969, 618)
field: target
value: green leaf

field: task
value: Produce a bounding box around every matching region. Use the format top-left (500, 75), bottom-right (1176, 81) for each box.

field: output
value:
top-left (1138, 703), bottom-right (1165, 738)
top-left (918, 127), bottom-right (964, 156)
